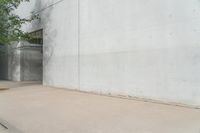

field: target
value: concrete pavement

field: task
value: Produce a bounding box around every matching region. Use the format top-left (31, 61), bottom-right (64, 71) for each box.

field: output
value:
top-left (0, 80), bottom-right (200, 133)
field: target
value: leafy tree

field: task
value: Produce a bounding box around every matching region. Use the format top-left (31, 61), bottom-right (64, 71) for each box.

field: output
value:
top-left (0, 0), bottom-right (34, 44)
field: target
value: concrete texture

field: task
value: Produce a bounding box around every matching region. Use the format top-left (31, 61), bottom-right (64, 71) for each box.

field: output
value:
top-left (20, 42), bottom-right (43, 81)
top-left (41, 0), bottom-right (79, 89)
top-left (0, 45), bottom-right (8, 80)
top-left (7, 42), bottom-right (21, 81)
top-left (0, 42), bottom-right (42, 81)
top-left (0, 81), bottom-right (200, 133)
top-left (78, 0), bottom-right (200, 107)
top-left (15, 0), bottom-right (200, 106)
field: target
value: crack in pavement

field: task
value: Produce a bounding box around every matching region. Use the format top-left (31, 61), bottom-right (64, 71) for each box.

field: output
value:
top-left (0, 118), bottom-right (24, 133)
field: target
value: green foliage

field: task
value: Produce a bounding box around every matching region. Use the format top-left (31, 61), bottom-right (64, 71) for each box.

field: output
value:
top-left (0, 0), bottom-right (34, 44)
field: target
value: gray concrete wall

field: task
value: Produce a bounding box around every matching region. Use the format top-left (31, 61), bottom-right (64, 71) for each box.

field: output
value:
top-left (20, 43), bottom-right (43, 81)
top-left (78, 0), bottom-right (200, 107)
top-left (0, 42), bottom-right (42, 81)
top-left (16, 0), bottom-right (200, 107)
top-left (0, 45), bottom-right (8, 80)
top-left (7, 42), bottom-right (21, 81)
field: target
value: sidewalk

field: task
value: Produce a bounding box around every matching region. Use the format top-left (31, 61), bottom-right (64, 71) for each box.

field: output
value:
top-left (0, 80), bottom-right (200, 133)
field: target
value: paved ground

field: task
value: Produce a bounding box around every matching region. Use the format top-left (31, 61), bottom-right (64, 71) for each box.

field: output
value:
top-left (0, 80), bottom-right (200, 133)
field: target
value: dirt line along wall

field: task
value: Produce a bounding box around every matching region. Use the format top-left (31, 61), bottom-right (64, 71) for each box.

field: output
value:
top-left (17, 0), bottom-right (200, 107)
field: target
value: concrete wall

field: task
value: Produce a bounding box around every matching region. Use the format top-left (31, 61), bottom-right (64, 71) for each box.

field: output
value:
top-left (20, 43), bottom-right (43, 81)
top-left (0, 45), bottom-right (8, 80)
top-left (17, 0), bottom-right (200, 107)
top-left (0, 42), bottom-right (43, 81)
top-left (0, 1), bottom-right (43, 81)
top-left (7, 42), bottom-right (21, 81)
top-left (78, 0), bottom-right (200, 107)
top-left (42, 0), bottom-right (79, 89)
